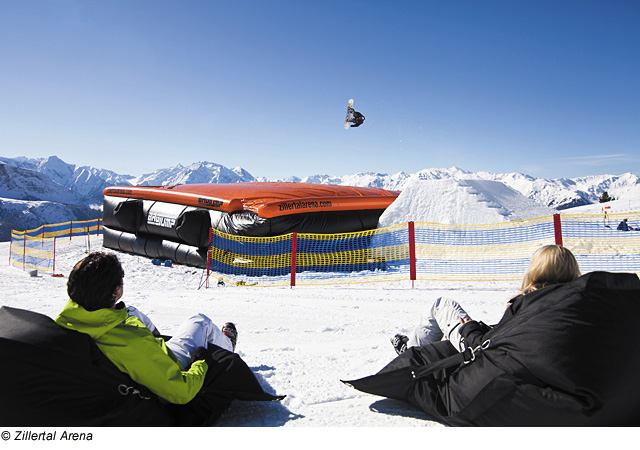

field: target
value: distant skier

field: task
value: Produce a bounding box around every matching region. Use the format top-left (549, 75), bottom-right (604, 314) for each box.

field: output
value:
top-left (617, 218), bottom-right (638, 231)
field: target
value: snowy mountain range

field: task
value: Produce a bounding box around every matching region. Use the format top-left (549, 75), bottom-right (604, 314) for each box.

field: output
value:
top-left (0, 155), bottom-right (132, 201)
top-left (284, 168), bottom-right (640, 211)
top-left (1, 155), bottom-right (639, 241)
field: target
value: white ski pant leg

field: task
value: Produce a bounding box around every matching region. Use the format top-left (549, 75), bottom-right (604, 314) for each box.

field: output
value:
top-left (407, 315), bottom-right (442, 348)
top-left (165, 313), bottom-right (233, 369)
top-left (126, 305), bottom-right (158, 335)
top-left (407, 297), bottom-right (470, 352)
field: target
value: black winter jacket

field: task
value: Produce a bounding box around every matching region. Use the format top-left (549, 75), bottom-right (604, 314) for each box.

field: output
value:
top-left (344, 272), bottom-right (640, 426)
top-left (459, 295), bottom-right (521, 349)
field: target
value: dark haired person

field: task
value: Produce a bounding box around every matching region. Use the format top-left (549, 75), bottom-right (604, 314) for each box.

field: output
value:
top-left (55, 252), bottom-right (237, 405)
top-left (617, 218), bottom-right (638, 231)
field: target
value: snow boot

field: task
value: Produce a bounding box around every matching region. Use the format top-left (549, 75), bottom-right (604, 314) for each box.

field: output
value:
top-left (391, 334), bottom-right (409, 355)
top-left (222, 322), bottom-right (238, 351)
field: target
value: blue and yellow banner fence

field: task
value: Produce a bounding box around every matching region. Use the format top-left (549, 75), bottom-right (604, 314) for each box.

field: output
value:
top-left (10, 214), bottom-right (638, 285)
top-left (9, 219), bottom-right (103, 273)
top-left (208, 212), bottom-right (640, 287)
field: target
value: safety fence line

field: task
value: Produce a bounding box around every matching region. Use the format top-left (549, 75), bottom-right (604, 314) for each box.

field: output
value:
top-left (9, 219), bottom-right (103, 274)
top-left (207, 212), bottom-right (640, 287)
top-left (9, 213), bottom-right (639, 285)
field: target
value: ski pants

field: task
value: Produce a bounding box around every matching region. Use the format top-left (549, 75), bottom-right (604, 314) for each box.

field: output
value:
top-left (127, 306), bottom-right (233, 369)
top-left (165, 314), bottom-right (234, 369)
top-left (406, 297), bottom-right (470, 352)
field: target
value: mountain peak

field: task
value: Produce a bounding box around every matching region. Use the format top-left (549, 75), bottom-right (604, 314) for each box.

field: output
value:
top-left (2, 155), bottom-right (639, 211)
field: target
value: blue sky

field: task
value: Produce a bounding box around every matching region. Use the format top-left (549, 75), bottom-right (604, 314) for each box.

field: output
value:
top-left (0, 0), bottom-right (638, 180)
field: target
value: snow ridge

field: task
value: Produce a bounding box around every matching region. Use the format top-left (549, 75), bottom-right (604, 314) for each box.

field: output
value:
top-left (378, 179), bottom-right (555, 227)
top-left (130, 161), bottom-right (255, 186)
top-left (0, 156), bottom-right (133, 202)
top-left (0, 161), bottom-right (102, 241)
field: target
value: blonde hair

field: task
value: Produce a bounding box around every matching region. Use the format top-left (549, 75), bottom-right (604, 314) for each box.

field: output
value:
top-left (520, 245), bottom-right (581, 294)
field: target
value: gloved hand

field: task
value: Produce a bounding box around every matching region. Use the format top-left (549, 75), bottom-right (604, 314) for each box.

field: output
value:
top-left (192, 346), bottom-right (214, 369)
top-left (192, 347), bottom-right (218, 388)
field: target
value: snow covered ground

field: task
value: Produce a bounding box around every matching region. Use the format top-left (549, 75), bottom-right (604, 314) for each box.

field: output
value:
top-left (378, 178), bottom-right (555, 226)
top-left (0, 236), bottom-right (515, 428)
top-left (1, 187), bottom-right (637, 445)
top-left (2, 239), bottom-right (632, 446)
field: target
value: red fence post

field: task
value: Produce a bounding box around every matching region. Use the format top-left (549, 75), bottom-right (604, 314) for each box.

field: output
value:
top-left (290, 233), bottom-right (297, 288)
top-left (53, 236), bottom-right (57, 275)
top-left (408, 221), bottom-right (416, 287)
top-left (206, 228), bottom-right (212, 289)
top-left (553, 214), bottom-right (563, 246)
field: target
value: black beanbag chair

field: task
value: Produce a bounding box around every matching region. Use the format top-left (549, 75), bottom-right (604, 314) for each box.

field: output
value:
top-left (344, 271), bottom-right (640, 426)
top-left (0, 306), bottom-right (283, 426)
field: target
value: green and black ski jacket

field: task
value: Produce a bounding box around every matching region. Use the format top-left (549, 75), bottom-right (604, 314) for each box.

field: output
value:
top-left (55, 300), bottom-right (207, 404)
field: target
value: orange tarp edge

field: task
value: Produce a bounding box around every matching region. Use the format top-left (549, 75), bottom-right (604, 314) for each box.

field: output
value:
top-left (103, 182), bottom-right (399, 218)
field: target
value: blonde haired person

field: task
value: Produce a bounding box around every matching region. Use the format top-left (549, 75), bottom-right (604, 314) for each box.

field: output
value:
top-left (520, 244), bottom-right (581, 295)
top-left (391, 245), bottom-right (581, 354)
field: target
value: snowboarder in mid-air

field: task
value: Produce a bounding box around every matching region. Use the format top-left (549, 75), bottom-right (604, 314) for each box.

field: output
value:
top-left (345, 99), bottom-right (365, 128)
top-left (348, 108), bottom-right (365, 127)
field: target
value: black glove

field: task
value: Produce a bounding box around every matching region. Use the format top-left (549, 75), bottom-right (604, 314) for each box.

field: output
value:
top-left (191, 346), bottom-right (219, 388)
top-left (192, 346), bottom-right (215, 369)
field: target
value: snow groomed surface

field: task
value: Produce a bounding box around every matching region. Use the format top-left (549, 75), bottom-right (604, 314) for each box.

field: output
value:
top-left (102, 182), bottom-right (400, 267)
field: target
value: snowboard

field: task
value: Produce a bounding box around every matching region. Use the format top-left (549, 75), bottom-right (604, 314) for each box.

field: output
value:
top-left (344, 98), bottom-right (354, 129)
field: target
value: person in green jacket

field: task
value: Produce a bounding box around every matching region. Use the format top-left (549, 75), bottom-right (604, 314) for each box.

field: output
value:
top-left (55, 252), bottom-right (238, 405)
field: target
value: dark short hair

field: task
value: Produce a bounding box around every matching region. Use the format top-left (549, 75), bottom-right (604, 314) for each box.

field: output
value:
top-left (67, 252), bottom-right (124, 311)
